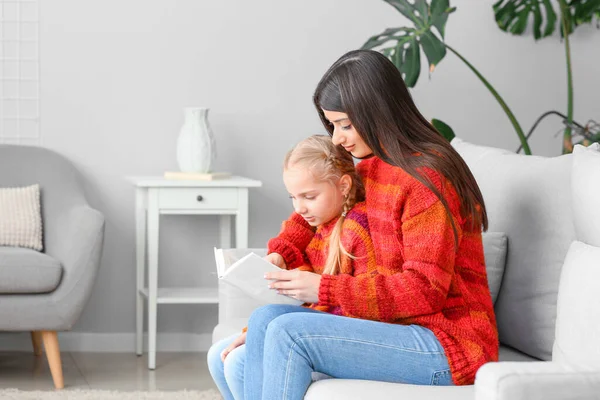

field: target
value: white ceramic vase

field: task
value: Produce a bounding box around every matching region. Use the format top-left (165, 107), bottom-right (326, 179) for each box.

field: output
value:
top-left (176, 107), bottom-right (216, 173)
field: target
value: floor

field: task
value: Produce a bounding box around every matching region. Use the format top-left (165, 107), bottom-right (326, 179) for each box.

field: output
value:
top-left (0, 351), bottom-right (219, 391)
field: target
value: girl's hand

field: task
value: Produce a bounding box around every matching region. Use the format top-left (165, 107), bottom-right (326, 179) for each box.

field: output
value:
top-left (265, 269), bottom-right (321, 304)
top-left (265, 253), bottom-right (287, 269)
top-left (221, 332), bottom-right (247, 362)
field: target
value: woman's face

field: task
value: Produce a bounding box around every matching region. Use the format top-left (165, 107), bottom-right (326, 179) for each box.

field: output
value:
top-left (322, 109), bottom-right (373, 158)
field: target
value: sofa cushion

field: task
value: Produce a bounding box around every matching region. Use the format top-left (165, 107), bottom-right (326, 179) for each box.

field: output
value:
top-left (482, 231), bottom-right (507, 304)
top-left (499, 344), bottom-right (540, 362)
top-left (305, 379), bottom-right (473, 400)
top-left (304, 345), bottom-right (537, 400)
top-left (0, 247), bottom-right (62, 293)
top-left (571, 143), bottom-right (600, 247)
top-left (0, 184), bottom-right (43, 251)
top-left (451, 138), bottom-right (576, 361)
top-left (552, 240), bottom-right (600, 370)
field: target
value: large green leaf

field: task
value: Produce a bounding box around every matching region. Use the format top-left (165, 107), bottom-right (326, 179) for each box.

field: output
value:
top-left (570, 0), bottom-right (600, 26)
top-left (430, 0), bottom-right (456, 38)
top-left (431, 118), bottom-right (456, 142)
top-left (361, 0), bottom-right (455, 87)
top-left (494, 0), bottom-right (599, 38)
top-left (384, 0), bottom-right (426, 27)
top-left (493, 0), bottom-right (557, 39)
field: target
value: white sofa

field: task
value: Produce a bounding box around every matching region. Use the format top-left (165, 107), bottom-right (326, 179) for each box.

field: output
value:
top-left (212, 139), bottom-right (600, 400)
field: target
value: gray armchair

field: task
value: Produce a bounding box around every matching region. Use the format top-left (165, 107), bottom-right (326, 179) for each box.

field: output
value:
top-left (0, 145), bottom-right (105, 389)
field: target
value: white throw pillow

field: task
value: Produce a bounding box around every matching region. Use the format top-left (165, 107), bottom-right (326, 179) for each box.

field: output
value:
top-left (481, 231), bottom-right (507, 304)
top-left (451, 137), bottom-right (575, 361)
top-left (552, 240), bottom-right (600, 370)
top-left (0, 184), bottom-right (43, 251)
top-left (571, 143), bottom-right (600, 247)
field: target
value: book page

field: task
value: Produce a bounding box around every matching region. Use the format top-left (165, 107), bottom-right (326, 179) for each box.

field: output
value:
top-left (213, 248), bottom-right (225, 277)
top-left (220, 252), bottom-right (303, 305)
top-left (214, 247), bottom-right (268, 277)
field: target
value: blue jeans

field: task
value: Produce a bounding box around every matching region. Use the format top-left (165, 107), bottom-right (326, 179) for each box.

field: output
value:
top-left (207, 334), bottom-right (247, 400)
top-left (207, 305), bottom-right (453, 400)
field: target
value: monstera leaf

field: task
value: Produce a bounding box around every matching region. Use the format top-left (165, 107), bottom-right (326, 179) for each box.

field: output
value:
top-left (361, 0), bottom-right (456, 87)
top-left (493, 0), bottom-right (599, 154)
top-left (493, 0), bottom-right (557, 39)
top-left (494, 0), bottom-right (600, 38)
top-left (570, 0), bottom-right (600, 26)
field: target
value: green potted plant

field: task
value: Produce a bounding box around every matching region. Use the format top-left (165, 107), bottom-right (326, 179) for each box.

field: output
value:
top-left (362, 0), bottom-right (599, 154)
top-left (493, 0), bottom-right (600, 153)
top-left (361, 0), bottom-right (532, 154)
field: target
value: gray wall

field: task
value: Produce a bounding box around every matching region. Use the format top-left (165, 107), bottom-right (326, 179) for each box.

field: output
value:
top-left (15, 0), bottom-right (599, 349)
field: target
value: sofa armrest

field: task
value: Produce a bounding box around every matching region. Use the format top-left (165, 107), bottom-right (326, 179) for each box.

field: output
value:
top-left (475, 362), bottom-right (600, 400)
top-left (46, 205), bottom-right (104, 271)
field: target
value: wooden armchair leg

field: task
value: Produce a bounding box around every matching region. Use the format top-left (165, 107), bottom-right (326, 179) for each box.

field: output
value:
top-left (41, 331), bottom-right (64, 389)
top-left (30, 331), bottom-right (43, 356)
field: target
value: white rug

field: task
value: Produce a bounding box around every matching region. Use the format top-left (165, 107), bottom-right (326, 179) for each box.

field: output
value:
top-left (0, 389), bottom-right (222, 399)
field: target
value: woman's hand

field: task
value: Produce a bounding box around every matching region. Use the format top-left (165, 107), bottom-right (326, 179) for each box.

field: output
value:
top-left (221, 332), bottom-right (247, 362)
top-left (265, 269), bottom-right (321, 304)
top-left (265, 253), bottom-right (287, 269)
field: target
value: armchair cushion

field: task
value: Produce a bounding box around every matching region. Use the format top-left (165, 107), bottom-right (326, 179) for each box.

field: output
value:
top-left (552, 240), bottom-right (600, 370)
top-left (0, 247), bottom-right (62, 294)
top-left (0, 184), bottom-right (42, 251)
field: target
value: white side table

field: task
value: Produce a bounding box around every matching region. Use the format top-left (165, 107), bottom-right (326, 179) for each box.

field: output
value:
top-left (128, 176), bottom-right (262, 369)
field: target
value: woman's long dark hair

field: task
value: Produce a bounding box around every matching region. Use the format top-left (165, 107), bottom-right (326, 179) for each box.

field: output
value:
top-left (313, 50), bottom-right (488, 242)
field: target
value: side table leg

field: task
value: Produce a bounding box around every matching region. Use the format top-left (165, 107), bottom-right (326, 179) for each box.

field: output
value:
top-left (236, 188), bottom-right (249, 248)
top-left (218, 215), bottom-right (232, 326)
top-left (219, 215), bottom-right (232, 248)
top-left (135, 188), bottom-right (147, 356)
top-left (147, 189), bottom-right (160, 370)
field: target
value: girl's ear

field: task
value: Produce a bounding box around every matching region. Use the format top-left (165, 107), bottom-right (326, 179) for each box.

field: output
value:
top-left (339, 174), bottom-right (353, 196)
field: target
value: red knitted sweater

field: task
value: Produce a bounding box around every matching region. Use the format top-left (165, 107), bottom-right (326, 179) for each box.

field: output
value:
top-left (268, 157), bottom-right (499, 385)
top-left (288, 202), bottom-right (378, 316)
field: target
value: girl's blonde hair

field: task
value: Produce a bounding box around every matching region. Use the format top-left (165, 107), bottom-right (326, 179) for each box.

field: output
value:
top-left (284, 135), bottom-right (365, 275)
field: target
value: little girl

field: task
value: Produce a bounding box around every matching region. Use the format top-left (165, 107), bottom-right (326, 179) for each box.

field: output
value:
top-left (207, 135), bottom-right (376, 400)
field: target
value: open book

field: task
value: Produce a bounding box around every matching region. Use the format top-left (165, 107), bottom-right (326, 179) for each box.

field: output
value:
top-left (214, 248), bottom-right (303, 305)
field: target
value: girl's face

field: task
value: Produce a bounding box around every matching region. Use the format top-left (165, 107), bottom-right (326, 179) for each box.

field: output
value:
top-left (322, 109), bottom-right (373, 158)
top-left (283, 166), bottom-right (350, 227)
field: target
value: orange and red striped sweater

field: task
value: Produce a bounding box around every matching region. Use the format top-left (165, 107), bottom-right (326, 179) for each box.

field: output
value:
top-left (288, 201), bottom-right (378, 316)
top-left (268, 156), bottom-right (499, 385)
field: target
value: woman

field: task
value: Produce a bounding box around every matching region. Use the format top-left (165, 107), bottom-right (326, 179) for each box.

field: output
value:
top-left (214, 49), bottom-right (498, 400)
